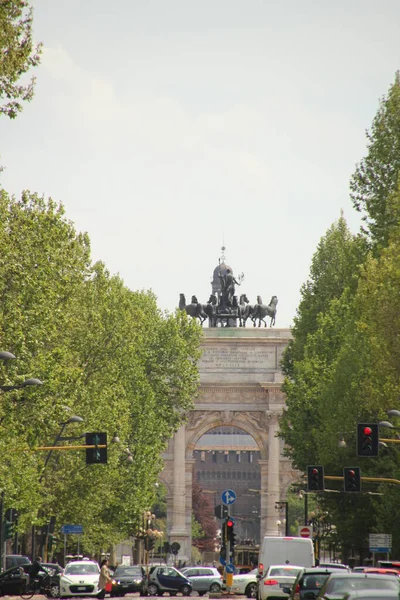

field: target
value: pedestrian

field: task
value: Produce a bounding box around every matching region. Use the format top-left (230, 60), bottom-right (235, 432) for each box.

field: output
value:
top-left (97, 558), bottom-right (112, 599)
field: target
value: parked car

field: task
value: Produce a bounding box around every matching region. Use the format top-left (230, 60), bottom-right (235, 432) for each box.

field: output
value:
top-left (59, 559), bottom-right (100, 598)
top-left (287, 567), bottom-right (350, 600)
top-left (111, 565), bottom-right (145, 596)
top-left (315, 572), bottom-right (400, 598)
top-left (0, 566), bottom-right (30, 596)
top-left (5, 555), bottom-right (30, 570)
top-left (230, 567), bottom-right (259, 597)
top-left (180, 566), bottom-right (223, 595)
top-left (318, 563), bottom-right (350, 572)
top-left (41, 562), bottom-right (64, 576)
top-left (146, 565), bottom-right (192, 596)
top-left (258, 565), bottom-right (303, 600)
top-left (340, 591), bottom-right (400, 599)
top-left (361, 568), bottom-right (400, 577)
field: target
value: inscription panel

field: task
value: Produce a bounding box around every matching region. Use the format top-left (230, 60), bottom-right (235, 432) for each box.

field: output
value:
top-left (199, 344), bottom-right (277, 384)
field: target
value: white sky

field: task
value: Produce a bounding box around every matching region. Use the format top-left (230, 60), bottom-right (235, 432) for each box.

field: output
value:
top-left (2, 0), bottom-right (400, 328)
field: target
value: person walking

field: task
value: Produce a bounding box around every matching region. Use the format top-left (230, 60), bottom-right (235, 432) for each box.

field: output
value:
top-left (97, 558), bottom-right (112, 599)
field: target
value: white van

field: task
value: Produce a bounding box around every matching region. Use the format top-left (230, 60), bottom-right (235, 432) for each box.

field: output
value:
top-left (258, 536), bottom-right (314, 576)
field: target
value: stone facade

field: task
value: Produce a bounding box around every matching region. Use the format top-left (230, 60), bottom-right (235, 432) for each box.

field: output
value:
top-left (161, 327), bottom-right (298, 563)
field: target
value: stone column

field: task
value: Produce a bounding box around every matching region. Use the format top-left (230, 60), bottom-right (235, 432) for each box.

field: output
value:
top-left (258, 459), bottom-right (268, 542)
top-left (265, 415), bottom-right (280, 536)
top-left (169, 425), bottom-right (189, 561)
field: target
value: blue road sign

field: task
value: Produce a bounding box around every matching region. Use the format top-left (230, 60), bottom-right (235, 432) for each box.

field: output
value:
top-left (226, 564), bottom-right (235, 574)
top-left (370, 547), bottom-right (390, 553)
top-left (219, 557), bottom-right (226, 566)
top-left (61, 524), bottom-right (83, 534)
top-left (221, 489), bottom-right (237, 505)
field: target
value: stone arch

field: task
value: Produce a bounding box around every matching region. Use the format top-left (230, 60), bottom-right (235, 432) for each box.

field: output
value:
top-left (162, 327), bottom-right (294, 564)
top-left (185, 411), bottom-right (269, 460)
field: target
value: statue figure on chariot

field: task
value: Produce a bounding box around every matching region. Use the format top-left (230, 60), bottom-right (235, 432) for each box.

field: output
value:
top-left (178, 246), bottom-right (278, 328)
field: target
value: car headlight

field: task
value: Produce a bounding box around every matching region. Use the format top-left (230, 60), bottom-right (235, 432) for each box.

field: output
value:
top-left (134, 579), bottom-right (142, 584)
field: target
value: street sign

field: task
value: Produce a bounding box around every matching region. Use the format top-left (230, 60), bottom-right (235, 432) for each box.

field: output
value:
top-left (299, 526), bottom-right (313, 539)
top-left (226, 563), bottom-right (235, 573)
top-left (369, 533), bottom-right (392, 552)
top-left (61, 524), bottom-right (83, 534)
top-left (221, 489), bottom-right (237, 505)
top-left (219, 556), bottom-right (226, 566)
top-left (214, 504), bottom-right (229, 519)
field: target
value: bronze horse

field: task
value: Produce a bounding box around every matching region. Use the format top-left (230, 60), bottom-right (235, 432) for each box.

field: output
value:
top-left (239, 293), bottom-right (255, 327)
top-left (251, 295), bottom-right (278, 327)
top-left (179, 293), bottom-right (208, 325)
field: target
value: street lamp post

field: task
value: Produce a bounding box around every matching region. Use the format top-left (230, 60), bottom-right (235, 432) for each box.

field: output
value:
top-left (0, 351), bottom-right (42, 568)
top-left (33, 415), bottom-right (84, 560)
top-left (275, 502), bottom-right (289, 536)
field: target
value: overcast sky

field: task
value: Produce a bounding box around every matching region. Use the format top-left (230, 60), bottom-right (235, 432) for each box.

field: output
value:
top-left (2, 0), bottom-right (400, 328)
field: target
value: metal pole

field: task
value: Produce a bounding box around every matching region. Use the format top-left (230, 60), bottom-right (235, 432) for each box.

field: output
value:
top-left (64, 533), bottom-right (66, 567)
top-left (0, 491), bottom-right (4, 572)
top-left (304, 494), bottom-right (308, 525)
top-left (285, 503), bottom-right (289, 536)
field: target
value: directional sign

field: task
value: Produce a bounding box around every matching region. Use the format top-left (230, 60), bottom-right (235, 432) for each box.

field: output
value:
top-left (226, 563), bottom-right (235, 574)
top-left (299, 525), bottom-right (313, 539)
top-left (61, 524), bottom-right (83, 534)
top-left (219, 557), bottom-right (226, 566)
top-left (221, 489), bottom-right (237, 505)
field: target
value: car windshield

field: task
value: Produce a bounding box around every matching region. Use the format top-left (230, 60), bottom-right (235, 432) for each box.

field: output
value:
top-left (269, 567), bottom-right (301, 577)
top-left (301, 573), bottom-right (329, 589)
top-left (65, 564), bottom-right (99, 575)
top-left (327, 576), bottom-right (398, 593)
top-left (114, 567), bottom-right (142, 576)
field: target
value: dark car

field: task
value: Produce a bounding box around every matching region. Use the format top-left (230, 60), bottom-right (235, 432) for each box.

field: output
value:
top-left (146, 566), bottom-right (192, 596)
top-left (315, 572), bottom-right (399, 599)
top-left (111, 565), bottom-right (145, 596)
top-left (0, 566), bottom-right (30, 596)
top-left (287, 567), bottom-right (347, 599)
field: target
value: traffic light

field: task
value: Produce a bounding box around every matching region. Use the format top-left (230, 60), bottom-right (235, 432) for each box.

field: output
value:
top-left (307, 465), bottom-right (325, 491)
top-left (357, 423), bottom-right (379, 457)
top-left (4, 520), bottom-right (14, 540)
top-left (86, 432), bottom-right (107, 464)
top-left (343, 467), bottom-right (361, 492)
top-left (170, 542), bottom-right (180, 556)
top-left (145, 536), bottom-right (156, 551)
top-left (226, 518), bottom-right (236, 549)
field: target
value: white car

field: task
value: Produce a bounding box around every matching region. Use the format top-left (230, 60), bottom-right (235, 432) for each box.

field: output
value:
top-left (230, 567), bottom-right (259, 597)
top-left (258, 565), bottom-right (303, 600)
top-left (59, 560), bottom-right (100, 598)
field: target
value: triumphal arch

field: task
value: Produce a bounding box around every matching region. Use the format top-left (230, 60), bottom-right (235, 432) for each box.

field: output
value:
top-left (161, 255), bottom-right (297, 562)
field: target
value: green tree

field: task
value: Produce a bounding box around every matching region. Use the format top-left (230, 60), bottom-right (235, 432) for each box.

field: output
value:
top-left (0, 1), bottom-right (42, 119)
top-left (350, 72), bottom-right (400, 248)
top-left (282, 215), bottom-right (366, 376)
top-left (0, 189), bottom-right (201, 553)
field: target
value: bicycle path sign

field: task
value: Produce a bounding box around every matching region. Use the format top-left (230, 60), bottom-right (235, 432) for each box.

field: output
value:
top-left (221, 489), bottom-right (237, 505)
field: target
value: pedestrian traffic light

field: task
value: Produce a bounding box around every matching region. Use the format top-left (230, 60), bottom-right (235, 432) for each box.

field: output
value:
top-left (4, 520), bottom-right (14, 540)
top-left (307, 465), bottom-right (325, 491)
top-left (86, 432), bottom-right (107, 464)
top-left (357, 423), bottom-right (379, 457)
top-left (343, 467), bottom-right (361, 492)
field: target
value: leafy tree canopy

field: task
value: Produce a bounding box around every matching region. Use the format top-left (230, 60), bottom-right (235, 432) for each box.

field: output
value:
top-left (0, 1), bottom-right (42, 119)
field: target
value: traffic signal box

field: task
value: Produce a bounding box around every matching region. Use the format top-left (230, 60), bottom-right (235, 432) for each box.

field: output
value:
top-left (4, 520), bottom-right (14, 540)
top-left (307, 465), bottom-right (325, 491)
top-left (86, 432), bottom-right (107, 464)
top-left (226, 518), bottom-right (236, 551)
top-left (343, 467), bottom-right (361, 492)
top-left (357, 423), bottom-right (379, 457)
